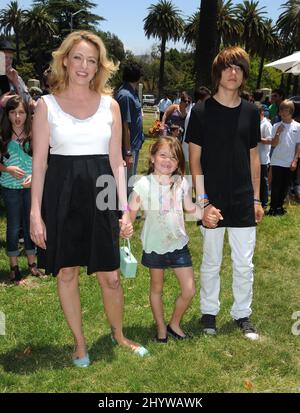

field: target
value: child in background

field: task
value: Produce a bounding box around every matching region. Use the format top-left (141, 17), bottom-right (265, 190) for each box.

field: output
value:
top-left (255, 102), bottom-right (272, 209)
top-left (128, 137), bottom-right (222, 342)
top-left (268, 100), bottom-right (300, 216)
top-left (0, 96), bottom-right (43, 283)
top-left (169, 124), bottom-right (181, 140)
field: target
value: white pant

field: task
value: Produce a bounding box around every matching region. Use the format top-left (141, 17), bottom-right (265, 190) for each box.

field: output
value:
top-left (200, 226), bottom-right (256, 320)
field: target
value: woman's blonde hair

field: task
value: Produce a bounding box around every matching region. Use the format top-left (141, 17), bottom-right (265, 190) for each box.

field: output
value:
top-left (49, 30), bottom-right (118, 95)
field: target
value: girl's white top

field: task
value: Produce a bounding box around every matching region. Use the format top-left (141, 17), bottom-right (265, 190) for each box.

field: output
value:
top-left (42, 94), bottom-right (113, 155)
top-left (133, 174), bottom-right (190, 254)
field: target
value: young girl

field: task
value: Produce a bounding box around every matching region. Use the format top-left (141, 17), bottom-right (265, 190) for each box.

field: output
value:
top-left (0, 96), bottom-right (43, 284)
top-left (128, 136), bottom-right (222, 341)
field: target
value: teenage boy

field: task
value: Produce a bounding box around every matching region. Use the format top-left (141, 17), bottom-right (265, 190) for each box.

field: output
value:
top-left (268, 100), bottom-right (300, 216)
top-left (188, 46), bottom-right (264, 341)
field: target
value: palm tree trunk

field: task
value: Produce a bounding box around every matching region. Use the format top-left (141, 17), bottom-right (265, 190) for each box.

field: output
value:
top-left (280, 73), bottom-right (285, 89)
top-left (286, 73), bottom-right (292, 97)
top-left (158, 37), bottom-right (166, 97)
top-left (256, 49), bottom-right (265, 89)
top-left (195, 0), bottom-right (218, 88)
top-left (292, 75), bottom-right (299, 96)
top-left (15, 29), bottom-right (20, 65)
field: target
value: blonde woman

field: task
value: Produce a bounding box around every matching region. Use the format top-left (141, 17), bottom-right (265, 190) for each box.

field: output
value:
top-left (30, 31), bottom-right (148, 367)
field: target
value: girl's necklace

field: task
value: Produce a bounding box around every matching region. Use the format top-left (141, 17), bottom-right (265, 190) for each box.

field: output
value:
top-left (12, 129), bottom-right (25, 144)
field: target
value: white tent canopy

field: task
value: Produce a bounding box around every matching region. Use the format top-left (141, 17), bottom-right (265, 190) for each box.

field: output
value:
top-left (265, 51), bottom-right (300, 75)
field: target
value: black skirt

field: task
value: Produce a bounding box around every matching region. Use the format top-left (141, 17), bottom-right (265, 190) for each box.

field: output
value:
top-left (38, 155), bottom-right (120, 276)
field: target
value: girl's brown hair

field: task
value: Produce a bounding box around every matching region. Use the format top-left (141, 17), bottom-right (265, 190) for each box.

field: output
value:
top-left (211, 46), bottom-right (250, 93)
top-left (50, 30), bottom-right (118, 95)
top-left (148, 136), bottom-right (185, 180)
top-left (0, 96), bottom-right (32, 156)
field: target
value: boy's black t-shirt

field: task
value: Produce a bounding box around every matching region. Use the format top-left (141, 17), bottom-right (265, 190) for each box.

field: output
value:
top-left (187, 97), bottom-right (261, 227)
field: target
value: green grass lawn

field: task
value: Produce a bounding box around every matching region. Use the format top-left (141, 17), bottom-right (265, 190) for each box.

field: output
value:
top-left (0, 114), bottom-right (300, 393)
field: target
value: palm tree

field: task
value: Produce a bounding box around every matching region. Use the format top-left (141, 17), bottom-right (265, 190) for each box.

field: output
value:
top-left (255, 19), bottom-right (281, 89)
top-left (0, 0), bottom-right (25, 64)
top-left (217, 0), bottom-right (242, 48)
top-left (195, 0), bottom-right (218, 88)
top-left (184, 1), bottom-right (242, 51)
top-left (23, 5), bottom-right (56, 39)
top-left (236, 0), bottom-right (267, 54)
top-left (143, 0), bottom-right (184, 96)
top-left (22, 5), bottom-right (57, 79)
top-left (277, 0), bottom-right (300, 50)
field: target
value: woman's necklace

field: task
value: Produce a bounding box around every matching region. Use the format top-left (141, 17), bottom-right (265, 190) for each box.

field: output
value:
top-left (12, 129), bottom-right (25, 144)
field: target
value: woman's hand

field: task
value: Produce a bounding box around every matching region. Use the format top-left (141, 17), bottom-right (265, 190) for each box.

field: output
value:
top-left (119, 211), bottom-right (133, 239)
top-left (21, 175), bottom-right (31, 188)
top-left (6, 165), bottom-right (25, 179)
top-left (30, 214), bottom-right (47, 249)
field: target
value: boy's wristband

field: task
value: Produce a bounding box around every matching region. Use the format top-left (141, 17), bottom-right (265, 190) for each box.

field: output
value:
top-left (197, 193), bottom-right (209, 202)
top-left (203, 202), bottom-right (211, 209)
top-left (254, 198), bottom-right (261, 204)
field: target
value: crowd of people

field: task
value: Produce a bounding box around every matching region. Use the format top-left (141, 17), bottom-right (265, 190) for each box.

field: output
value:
top-left (0, 32), bottom-right (300, 367)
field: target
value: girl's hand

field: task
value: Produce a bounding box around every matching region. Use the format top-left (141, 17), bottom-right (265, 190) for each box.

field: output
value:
top-left (6, 165), bottom-right (25, 179)
top-left (203, 205), bottom-right (223, 228)
top-left (30, 215), bottom-right (47, 249)
top-left (290, 160), bottom-right (298, 171)
top-left (119, 212), bottom-right (133, 239)
top-left (21, 175), bottom-right (31, 188)
top-left (120, 221), bottom-right (133, 239)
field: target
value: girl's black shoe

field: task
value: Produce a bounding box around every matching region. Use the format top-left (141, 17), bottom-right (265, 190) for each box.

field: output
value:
top-left (154, 335), bottom-right (168, 343)
top-left (10, 265), bottom-right (22, 282)
top-left (167, 324), bottom-right (191, 340)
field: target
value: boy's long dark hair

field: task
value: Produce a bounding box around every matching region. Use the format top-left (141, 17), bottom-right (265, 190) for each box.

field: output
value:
top-left (0, 95), bottom-right (32, 157)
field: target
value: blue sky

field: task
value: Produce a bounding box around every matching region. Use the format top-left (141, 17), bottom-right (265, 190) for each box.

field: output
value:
top-left (0, 0), bottom-right (284, 54)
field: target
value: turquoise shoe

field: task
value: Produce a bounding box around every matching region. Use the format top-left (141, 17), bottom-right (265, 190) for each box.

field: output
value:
top-left (111, 335), bottom-right (149, 357)
top-left (72, 353), bottom-right (90, 368)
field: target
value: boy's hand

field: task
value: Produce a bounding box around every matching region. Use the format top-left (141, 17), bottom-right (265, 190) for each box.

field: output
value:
top-left (254, 203), bottom-right (264, 223)
top-left (203, 205), bottom-right (223, 228)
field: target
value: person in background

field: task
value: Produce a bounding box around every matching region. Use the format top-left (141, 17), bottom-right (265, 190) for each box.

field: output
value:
top-left (169, 124), bottom-right (181, 139)
top-left (0, 40), bottom-right (31, 111)
top-left (269, 89), bottom-right (284, 124)
top-left (255, 102), bottom-right (272, 209)
top-left (158, 95), bottom-right (172, 121)
top-left (253, 89), bottom-right (270, 119)
top-left (268, 100), bottom-right (300, 216)
top-left (160, 92), bottom-right (189, 141)
top-left (116, 61), bottom-right (144, 194)
top-left (182, 86), bottom-right (211, 170)
top-left (0, 96), bottom-right (43, 284)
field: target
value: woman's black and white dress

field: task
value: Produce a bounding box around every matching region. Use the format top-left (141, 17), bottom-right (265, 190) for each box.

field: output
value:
top-left (38, 94), bottom-right (120, 276)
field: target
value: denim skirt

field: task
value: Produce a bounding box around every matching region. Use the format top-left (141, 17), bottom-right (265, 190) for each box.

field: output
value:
top-left (141, 244), bottom-right (192, 269)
